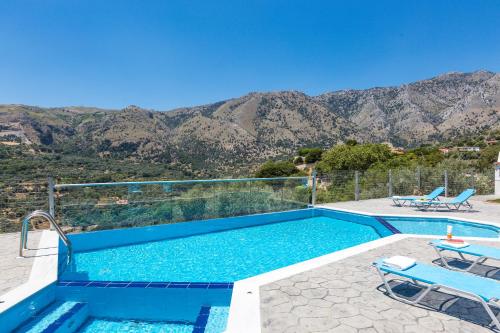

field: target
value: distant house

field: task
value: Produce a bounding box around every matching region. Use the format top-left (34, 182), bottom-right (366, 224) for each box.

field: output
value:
top-left (390, 147), bottom-right (405, 155)
top-left (438, 147), bottom-right (450, 154)
top-left (485, 139), bottom-right (498, 145)
top-left (381, 142), bottom-right (405, 154)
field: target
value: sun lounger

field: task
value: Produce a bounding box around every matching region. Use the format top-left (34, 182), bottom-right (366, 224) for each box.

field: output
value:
top-left (415, 188), bottom-right (475, 211)
top-left (373, 257), bottom-right (500, 330)
top-left (391, 187), bottom-right (445, 207)
top-left (429, 240), bottom-right (500, 273)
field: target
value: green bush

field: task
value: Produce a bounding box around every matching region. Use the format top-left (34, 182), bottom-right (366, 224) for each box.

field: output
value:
top-left (255, 161), bottom-right (300, 178)
top-left (304, 149), bottom-right (323, 163)
top-left (477, 144), bottom-right (500, 170)
top-left (293, 156), bottom-right (304, 165)
top-left (317, 144), bottom-right (392, 172)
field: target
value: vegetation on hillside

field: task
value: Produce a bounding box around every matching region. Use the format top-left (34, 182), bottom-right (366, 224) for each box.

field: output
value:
top-left (255, 138), bottom-right (499, 204)
top-left (255, 161), bottom-right (305, 178)
top-left (297, 147), bottom-right (323, 164)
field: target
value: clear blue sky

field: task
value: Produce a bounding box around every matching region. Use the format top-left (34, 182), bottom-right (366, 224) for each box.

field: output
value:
top-left (0, 0), bottom-right (499, 110)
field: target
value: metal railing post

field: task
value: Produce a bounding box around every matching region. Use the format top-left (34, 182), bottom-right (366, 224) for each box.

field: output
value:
top-left (388, 169), bottom-right (393, 197)
top-left (416, 167), bottom-right (421, 193)
top-left (444, 170), bottom-right (448, 197)
top-left (471, 170), bottom-right (476, 191)
top-left (354, 171), bottom-right (360, 201)
top-left (311, 170), bottom-right (317, 206)
top-left (47, 177), bottom-right (55, 231)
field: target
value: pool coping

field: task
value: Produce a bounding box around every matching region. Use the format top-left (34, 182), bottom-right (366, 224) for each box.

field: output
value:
top-left (0, 230), bottom-right (59, 314)
top-left (224, 206), bottom-right (500, 333)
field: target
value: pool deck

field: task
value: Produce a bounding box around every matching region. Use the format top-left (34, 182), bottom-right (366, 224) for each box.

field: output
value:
top-left (317, 196), bottom-right (500, 225)
top-left (0, 231), bottom-right (42, 297)
top-left (260, 237), bottom-right (500, 333)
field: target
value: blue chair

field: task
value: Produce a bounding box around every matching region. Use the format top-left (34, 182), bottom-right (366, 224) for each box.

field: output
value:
top-left (429, 240), bottom-right (500, 273)
top-left (373, 258), bottom-right (500, 330)
top-left (391, 187), bottom-right (445, 207)
top-left (415, 188), bottom-right (476, 211)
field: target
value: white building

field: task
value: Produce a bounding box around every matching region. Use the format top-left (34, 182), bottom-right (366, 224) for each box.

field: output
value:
top-left (457, 146), bottom-right (481, 152)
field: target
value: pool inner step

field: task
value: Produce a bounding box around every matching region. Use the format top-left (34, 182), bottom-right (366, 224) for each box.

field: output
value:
top-left (14, 301), bottom-right (89, 333)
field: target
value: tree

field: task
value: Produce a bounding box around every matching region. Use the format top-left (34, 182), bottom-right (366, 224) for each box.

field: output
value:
top-left (297, 147), bottom-right (323, 163)
top-left (345, 139), bottom-right (358, 146)
top-left (293, 156), bottom-right (304, 165)
top-left (477, 144), bottom-right (500, 170)
top-left (316, 144), bottom-right (392, 172)
top-left (255, 161), bottom-right (301, 178)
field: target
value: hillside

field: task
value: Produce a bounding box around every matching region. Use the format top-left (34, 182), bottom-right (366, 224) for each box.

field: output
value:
top-left (0, 71), bottom-right (499, 175)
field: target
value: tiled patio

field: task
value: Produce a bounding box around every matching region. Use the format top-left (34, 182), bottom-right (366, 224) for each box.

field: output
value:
top-left (318, 196), bottom-right (500, 224)
top-left (261, 237), bottom-right (500, 333)
top-left (0, 231), bottom-right (42, 296)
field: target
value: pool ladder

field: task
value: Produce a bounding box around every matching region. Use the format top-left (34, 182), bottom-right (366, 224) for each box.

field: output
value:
top-left (19, 210), bottom-right (73, 264)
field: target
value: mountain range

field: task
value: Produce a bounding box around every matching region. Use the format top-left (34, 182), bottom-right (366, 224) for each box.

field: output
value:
top-left (1, 70), bottom-right (499, 175)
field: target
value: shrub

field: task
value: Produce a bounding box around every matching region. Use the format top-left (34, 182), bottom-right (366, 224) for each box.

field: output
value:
top-left (317, 143), bottom-right (392, 172)
top-left (293, 156), bottom-right (304, 165)
top-left (255, 161), bottom-right (300, 178)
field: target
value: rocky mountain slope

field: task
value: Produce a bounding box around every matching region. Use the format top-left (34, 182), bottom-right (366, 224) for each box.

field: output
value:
top-left (1, 71), bottom-right (499, 174)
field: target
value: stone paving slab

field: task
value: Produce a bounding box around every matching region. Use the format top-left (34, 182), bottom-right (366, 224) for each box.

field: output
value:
top-left (261, 237), bottom-right (500, 333)
top-left (0, 231), bottom-right (42, 296)
top-left (318, 197), bottom-right (500, 224)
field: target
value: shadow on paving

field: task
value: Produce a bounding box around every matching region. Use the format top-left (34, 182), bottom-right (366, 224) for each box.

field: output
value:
top-left (432, 258), bottom-right (500, 280)
top-left (377, 280), bottom-right (499, 330)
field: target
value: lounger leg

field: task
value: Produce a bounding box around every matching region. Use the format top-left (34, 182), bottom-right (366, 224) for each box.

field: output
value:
top-left (375, 267), bottom-right (432, 305)
top-left (464, 256), bottom-right (488, 272)
top-left (432, 244), bottom-right (488, 272)
top-left (455, 254), bottom-right (487, 272)
top-left (431, 245), bottom-right (454, 270)
top-left (482, 299), bottom-right (500, 330)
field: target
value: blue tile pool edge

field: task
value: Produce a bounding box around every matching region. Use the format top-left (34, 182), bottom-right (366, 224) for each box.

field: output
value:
top-left (57, 280), bottom-right (234, 289)
top-left (39, 302), bottom-right (86, 333)
top-left (374, 216), bottom-right (401, 234)
top-left (193, 306), bottom-right (211, 333)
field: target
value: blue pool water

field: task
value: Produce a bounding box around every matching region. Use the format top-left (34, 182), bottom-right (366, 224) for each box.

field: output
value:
top-left (77, 318), bottom-right (194, 333)
top-left (383, 217), bottom-right (499, 238)
top-left (205, 307), bottom-right (230, 333)
top-left (75, 307), bottom-right (230, 333)
top-left (63, 216), bottom-right (382, 282)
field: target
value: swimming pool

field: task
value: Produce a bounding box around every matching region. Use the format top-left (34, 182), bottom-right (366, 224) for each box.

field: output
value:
top-left (62, 215), bottom-right (384, 282)
top-left (4, 207), bottom-right (499, 333)
top-left (60, 208), bottom-right (499, 283)
top-left (381, 216), bottom-right (499, 238)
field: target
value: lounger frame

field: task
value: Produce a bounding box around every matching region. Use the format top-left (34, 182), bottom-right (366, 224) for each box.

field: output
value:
top-left (373, 263), bottom-right (500, 330)
top-left (429, 242), bottom-right (495, 273)
top-left (416, 200), bottom-right (473, 211)
top-left (391, 187), bottom-right (444, 207)
top-left (392, 197), bottom-right (436, 207)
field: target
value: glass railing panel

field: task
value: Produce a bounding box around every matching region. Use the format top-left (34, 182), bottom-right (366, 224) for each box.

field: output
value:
top-left (55, 177), bottom-right (310, 233)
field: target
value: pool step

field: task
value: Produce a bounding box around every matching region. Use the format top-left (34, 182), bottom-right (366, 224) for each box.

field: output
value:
top-left (204, 306), bottom-right (230, 333)
top-left (14, 301), bottom-right (89, 333)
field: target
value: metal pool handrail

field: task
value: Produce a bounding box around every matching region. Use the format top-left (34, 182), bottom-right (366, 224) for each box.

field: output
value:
top-left (53, 176), bottom-right (309, 189)
top-left (19, 210), bottom-right (73, 264)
